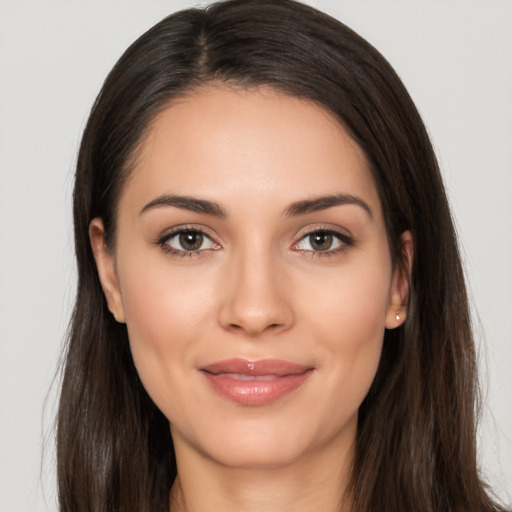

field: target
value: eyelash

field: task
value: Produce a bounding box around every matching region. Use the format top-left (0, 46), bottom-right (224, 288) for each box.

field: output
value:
top-left (156, 226), bottom-right (354, 258)
top-left (157, 226), bottom-right (219, 259)
top-left (293, 227), bottom-right (354, 257)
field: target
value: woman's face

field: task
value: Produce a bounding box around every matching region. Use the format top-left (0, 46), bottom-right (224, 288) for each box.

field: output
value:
top-left (91, 86), bottom-right (409, 470)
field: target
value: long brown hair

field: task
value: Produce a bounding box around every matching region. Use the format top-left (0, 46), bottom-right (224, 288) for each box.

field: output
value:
top-left (57, 1), bottom-right (507, 510)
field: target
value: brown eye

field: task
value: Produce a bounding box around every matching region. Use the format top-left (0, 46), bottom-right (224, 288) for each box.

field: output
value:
top-left (179, 231), bottom-right (204, 251)
top-left (309, 231), bottom-right (334, 251)
top-left (294, 229), bottom-right (352, 254)
top-left (162, 229), bottom-right (218, 254)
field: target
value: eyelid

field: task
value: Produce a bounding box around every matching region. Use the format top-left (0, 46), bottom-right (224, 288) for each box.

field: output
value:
top-left (291, 225), bottom-right (354, 254)
top-left (154, 223), bottom-right (353, 258)
top-left (156, 224), bottom-right (221, 256)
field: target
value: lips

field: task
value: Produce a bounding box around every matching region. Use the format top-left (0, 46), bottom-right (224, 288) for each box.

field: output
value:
top-left (199, 358), bottom-right (314, 405)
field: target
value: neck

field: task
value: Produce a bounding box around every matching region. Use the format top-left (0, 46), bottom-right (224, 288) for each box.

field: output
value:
top-left (169, 430), bottom-right (354, 512)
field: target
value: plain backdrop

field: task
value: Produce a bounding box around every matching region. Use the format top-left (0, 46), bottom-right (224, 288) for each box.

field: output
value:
top-left (0, 1), bottom-right (511, 510)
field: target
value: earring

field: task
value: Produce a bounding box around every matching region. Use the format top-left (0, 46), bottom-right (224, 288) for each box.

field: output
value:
top-left (395, 309), bottom-right (401, 322)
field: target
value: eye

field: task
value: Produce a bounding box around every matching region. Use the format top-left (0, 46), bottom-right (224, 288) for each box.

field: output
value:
top-left (294, 229), bottom-right (352, 253)
top-left (159, 228), bottom-right (219, 255)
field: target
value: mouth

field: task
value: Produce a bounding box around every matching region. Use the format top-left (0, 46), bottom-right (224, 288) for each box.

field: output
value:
top-left (199, 358), bottom-right (315, 405)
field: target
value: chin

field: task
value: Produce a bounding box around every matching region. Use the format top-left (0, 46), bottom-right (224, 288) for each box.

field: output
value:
top-left (203, 435), bottom-right (310, 469)
top-left (172, 407), bottom-right (358, 471)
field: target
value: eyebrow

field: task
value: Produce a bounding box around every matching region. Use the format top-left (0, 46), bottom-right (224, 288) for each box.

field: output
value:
top-left (140, 194), bottom-right (227, 217)
top-left (139, 192), bottom-right (372, 219)
top-left (284, 194), bottom-right (373, 218)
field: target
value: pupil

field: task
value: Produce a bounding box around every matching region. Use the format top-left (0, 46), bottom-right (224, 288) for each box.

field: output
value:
top-left (310, 232), bottom-right (333, 251)
top-left (179, 231), bottom-right (203, 251)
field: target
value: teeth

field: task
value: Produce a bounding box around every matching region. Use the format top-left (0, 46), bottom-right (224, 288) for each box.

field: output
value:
top-left (217, 373), bottom-right (278, 381)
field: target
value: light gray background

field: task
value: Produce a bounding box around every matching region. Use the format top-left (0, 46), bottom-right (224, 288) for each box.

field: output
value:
top-left (0, 1), bottom-right (511, 510)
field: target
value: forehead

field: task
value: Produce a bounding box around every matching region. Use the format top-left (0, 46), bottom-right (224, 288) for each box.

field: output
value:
top-left (121, 86), bottom-right (381, 217)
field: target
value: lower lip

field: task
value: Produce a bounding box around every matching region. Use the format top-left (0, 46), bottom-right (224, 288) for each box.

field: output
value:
top-left (201, 370), bottom-right (314, 405)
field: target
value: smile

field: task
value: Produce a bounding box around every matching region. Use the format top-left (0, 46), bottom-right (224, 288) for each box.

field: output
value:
top-left (200, 358), bottom-right (315, 405)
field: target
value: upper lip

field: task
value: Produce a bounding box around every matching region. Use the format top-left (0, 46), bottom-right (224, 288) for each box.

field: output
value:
top-left (200, 358), bottom-right (313, 377)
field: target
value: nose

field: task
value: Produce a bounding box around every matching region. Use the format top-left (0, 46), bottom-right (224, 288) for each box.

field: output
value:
top-left (218, 249), bottom-right (294, 337)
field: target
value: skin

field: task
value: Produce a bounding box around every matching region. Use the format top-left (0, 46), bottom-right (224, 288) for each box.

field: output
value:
top-left (90, 86), bottom-right (412, 512)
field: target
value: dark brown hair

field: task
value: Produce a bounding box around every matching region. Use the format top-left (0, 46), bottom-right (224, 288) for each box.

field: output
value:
top-left (57, 1), bottom-right (507, 511)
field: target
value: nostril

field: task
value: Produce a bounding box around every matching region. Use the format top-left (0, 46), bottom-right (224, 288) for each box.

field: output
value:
top-left (217, 275), bottom-right (295, 335)
top-left (226, 320), bottom-right (285, 337)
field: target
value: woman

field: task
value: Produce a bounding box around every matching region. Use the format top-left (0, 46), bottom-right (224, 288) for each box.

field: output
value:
top-left (56, 0), bottom-right (508, 510)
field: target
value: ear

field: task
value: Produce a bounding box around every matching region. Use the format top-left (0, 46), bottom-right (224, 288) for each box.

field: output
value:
top-left (385, 230), bottom-right (413, 329)
top-left (89, 218), bottom-right (126, 323)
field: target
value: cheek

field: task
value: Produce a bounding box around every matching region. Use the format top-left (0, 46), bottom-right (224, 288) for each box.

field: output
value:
top-left (119, 243), bottom-right (218, 337)
top-left (298, 254), bottom-right (392, 409)
top-left (117, 255), bottom-right (216, 414)
top-left (122, 268), bottom-right (190, 349)
top-left (302, 252), bottom-right (391, 339)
